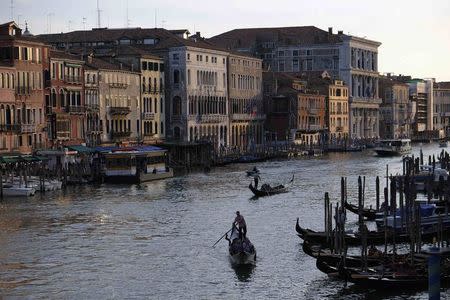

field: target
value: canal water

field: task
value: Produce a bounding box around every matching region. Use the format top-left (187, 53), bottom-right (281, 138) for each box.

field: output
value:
top-left (0, 143), bottom-right (449, 299)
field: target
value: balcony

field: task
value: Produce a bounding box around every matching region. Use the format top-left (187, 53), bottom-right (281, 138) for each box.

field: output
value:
top-left (64, 76), bottom-right (82, 84)
top-left (142, 112), bottom-right (155, 120)
top-left (187, 114), bottom-right (227, 123)
top-left (111, 131), bottom-right (131, 139)
top-left (335, 126), bottom-right (343, 132)
top-left (0, 124), bottom-right (21, 133)
top-left (15, 86), bottom-right (30, 95)
top-left (56, 131), bottom-right (70, 140)
top-left (230, 113), bottom-right (266, 121)
top-left (21, 124), bottom-right (36, 133)
top-left (109, 82), bottom-right (129, 89)
top-left (109, 107), bottom-right (131, 115)
top-left (308, 124), bottom-right (324, 131)
top-left (307, 108), bottom-right (321, 115)
top-left (66, 106), bottom-right (86, 114)
top-left (144, 132), bottom-right (156, 137)
top-left (86, 104), bottom-right (100, 111)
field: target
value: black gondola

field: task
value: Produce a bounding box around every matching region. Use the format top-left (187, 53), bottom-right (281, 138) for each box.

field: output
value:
top-left (344, 201), bottom-right (380, 221)
top-left (249, 175), bottom-right (293, 197)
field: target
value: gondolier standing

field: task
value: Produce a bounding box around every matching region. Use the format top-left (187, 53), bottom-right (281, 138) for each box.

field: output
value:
top-left (234, 211), bottom-right (247, 239)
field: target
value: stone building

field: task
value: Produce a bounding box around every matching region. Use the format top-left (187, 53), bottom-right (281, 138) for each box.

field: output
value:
top-left (157, 40), bottom-right (229, 151)
top-left (84, 66), bottom-right (101, 146)
top-left (0, 64), bottom-right (18, 153)
top-left (228, 53), bottom-right (264, 151)
top-left (209, 26), bottom-right (381, 139)
top-left (0, 21), bottom-right (49, 153)
top-left (433, 81), bottom-right (450, 136)
top-left (379, 76), bottom-right (411, 138)
top-left (85, 57), bottom-right (141, 146)
top-left (110, 46), bottom-right (166, 144)
top-left (263, 72), bottom-right (326, 145)
top-left (407, 79), bottom-right (433, 133)
top-left (306, 72), bottom-right (350, 143)
top-left (47, 50), bottom-right (85, 147)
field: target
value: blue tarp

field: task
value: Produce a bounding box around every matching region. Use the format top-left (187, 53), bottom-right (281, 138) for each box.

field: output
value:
top-left (135, 145), bottom-right (163, 152)
top-left (94, 146), bottom-right (118, 153)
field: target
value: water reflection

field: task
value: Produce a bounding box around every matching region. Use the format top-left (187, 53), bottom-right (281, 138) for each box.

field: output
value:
top-left (232, 263), bottom-right (255, 282)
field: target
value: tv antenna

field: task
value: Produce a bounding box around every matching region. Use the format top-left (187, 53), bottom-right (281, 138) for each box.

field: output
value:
top-left (10, 0), bottom-right (14, 21)
top-left (82, 17), bottom-right (86, 30)
top-left (96, 0), bottom-right (102, 28)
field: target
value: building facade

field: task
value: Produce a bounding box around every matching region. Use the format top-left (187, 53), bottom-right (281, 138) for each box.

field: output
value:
top-left (228, 53), bottom-right (264, 151)
top-left (0, 65), bottom-right (18, 153)
top-left (327, 80), bottom-right (349, 142)
top-left (408, 80), bottom-right (433, 133)
top-left (86, 57), bottom-right (141, 146)
top-left (111, 47), bottom-right (166, 144)
top-left (379, 76), bottom-right (411, 139)
top-left (210, 26), bottom-right (382, 139)
top-left (84, 66), bottom-right (101, 146)
top-left (433, 82), bottom-right (450, 136)
top-left (166, 45), bottom-right (229, 150)
top-left (0, 22), bottom-right (48, 154)
top-left (296, 91), bottom-right (326, 145)
top-left (47, 50), bottom-right (85, 147)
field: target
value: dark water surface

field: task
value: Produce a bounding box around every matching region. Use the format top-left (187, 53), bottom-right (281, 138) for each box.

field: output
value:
top-left (0, 143), bottom-right (449, 299)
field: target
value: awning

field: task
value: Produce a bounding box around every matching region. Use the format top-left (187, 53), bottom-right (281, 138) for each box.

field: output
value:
top-left (0, 156), bottom-right (21, 163)
top-left (68, 145), bottom-right (96, 154)
top-left (21, 156), bottom-right (40, 162)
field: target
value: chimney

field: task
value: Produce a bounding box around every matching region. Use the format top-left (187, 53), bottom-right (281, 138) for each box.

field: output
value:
top-left (338, 30), bottom-right (343, 35)
top-left (328, 27), bottom-right (333, 35)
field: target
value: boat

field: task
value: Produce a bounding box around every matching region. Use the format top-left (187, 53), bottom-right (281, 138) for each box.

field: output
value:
top-left (373, 139), bottom-right (412, 156)
top-left (246, 167), bottom-right (260, 177)
top-left (439, 140), bottom-right (448, 148)
top-left (102, 146), bottom-right (173, 183)
top-left (295, 218), bottom-right (447, 247)
top-left (344, 201), bottom-right (380, 220)
top-left (2, 184), bottom-right (35, 197)
top-left (248, 175), bottom-right (293, 197)
top-left (227, 225), bottom-right (256, 265)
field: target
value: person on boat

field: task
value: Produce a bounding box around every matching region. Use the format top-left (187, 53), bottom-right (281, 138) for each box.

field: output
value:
top-left (254, 175), bottom-right (260, 189)
top-left (234, 211), bottom-right (247, 239)
top-left (253, 166), bottom-right (259, 173)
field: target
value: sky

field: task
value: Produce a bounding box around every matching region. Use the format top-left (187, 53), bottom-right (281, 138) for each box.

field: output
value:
top-left (1, 0), bottom-right (449, 81)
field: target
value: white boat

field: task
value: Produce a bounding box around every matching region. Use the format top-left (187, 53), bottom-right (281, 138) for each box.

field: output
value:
top-left (374, 139), bottom-right (412, 156)
top-left (228, 226), bottom-right (256, 265)
top-left (1, 184), bottom-right (35, 197)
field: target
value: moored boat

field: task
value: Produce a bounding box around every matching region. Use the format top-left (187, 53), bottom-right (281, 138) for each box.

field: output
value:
top-left (2, 184), bottom-right (35, 197)
top-left (344, 201), bottom-right (379, 220)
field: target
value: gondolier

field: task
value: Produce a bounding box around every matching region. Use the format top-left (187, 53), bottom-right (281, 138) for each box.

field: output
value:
top-left (234, 211), bottom-right (247, 239)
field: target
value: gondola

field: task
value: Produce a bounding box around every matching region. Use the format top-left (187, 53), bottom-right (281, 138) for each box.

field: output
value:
top-left (246, 169), bottom-right (260, 176)
top-left (295, 218), bottom-right (447, 247)
top-left (249, 175), bottom-right (294, 197)
top-left (344, 201), bottom-right (379, 221)
top-left (227, 225), bottom-right (256, 265)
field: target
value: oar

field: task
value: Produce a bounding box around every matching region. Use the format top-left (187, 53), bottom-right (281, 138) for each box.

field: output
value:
top-left (212, 228), bottom-right (233, 248)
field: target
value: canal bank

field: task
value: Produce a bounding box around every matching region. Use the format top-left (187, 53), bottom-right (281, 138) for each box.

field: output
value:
top-left (0, 143), bottom-right (447, 299)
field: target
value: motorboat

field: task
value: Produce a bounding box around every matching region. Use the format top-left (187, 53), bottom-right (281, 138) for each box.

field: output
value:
top-left (1, 184), bottom-right (35, 197)
top-left (374, 139), bottom-right (411, 156)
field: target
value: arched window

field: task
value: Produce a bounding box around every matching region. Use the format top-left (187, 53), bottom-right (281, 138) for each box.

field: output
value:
top-left (173, 70), bottom-right (180, 84)
top-left (172, 96), bottom-right (181, 115)
top-left (51, 89), bottom-right (57, 107)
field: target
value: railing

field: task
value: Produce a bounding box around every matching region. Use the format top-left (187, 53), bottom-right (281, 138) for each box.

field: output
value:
top-left (111, 131), bottom-right (131, 139)
top-left (66, 106), bottom-right (86, 114)
top-left (56, 131), bottom-right (70, 140)
top-left (109, 82), bottom-right (129, 89)
top-left (308, 124), bottom-right (324, 131)
top-left (144, 132), bottom-right (156, 137)
top-left (109, 107), bottom-right (131, 115)
top-left (142, 112), bottom-right (155, 120)
top-left (15, 86), bottom-right (29, 95)
top-left (65, 76), bottom-right (82, 84)
top-left (21, 124), bottom-right (36, 133)
top-left (86, 104), bottom-right (100, 111)
top-left (231, 113), bottom-right (266, 121)
top-left (308, 108), bottom-right (321, 114)
top-left (335, 126), bottom-right (343, 132)
top-left (187, 115), bottom-right (227, 123)
top-left (0, 124), bottom-right (21, 132)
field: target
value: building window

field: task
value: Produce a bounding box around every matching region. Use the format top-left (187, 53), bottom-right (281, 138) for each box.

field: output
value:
top-left (293, 59), bottom-right (299, 71)
top-left (142, 61), bottom-right (147, 70)
top-left (278, 51), bottom-right (284, 57)
top-left (187, 69), bottom-right (191, 85)
top-left (279, 61), bottom-right (285, 72)
top-left (173, 53), bottom-right (179, 60)
top-left (293, 50), bottom-right (299, 56)
top-left (187, 53), bottom-right (190, 60)
top-left (174, 70), bottom-right (180, 84)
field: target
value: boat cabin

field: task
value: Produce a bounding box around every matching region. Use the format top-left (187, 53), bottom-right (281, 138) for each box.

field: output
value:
top-left (102, 146), bottom-right (173, 183)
